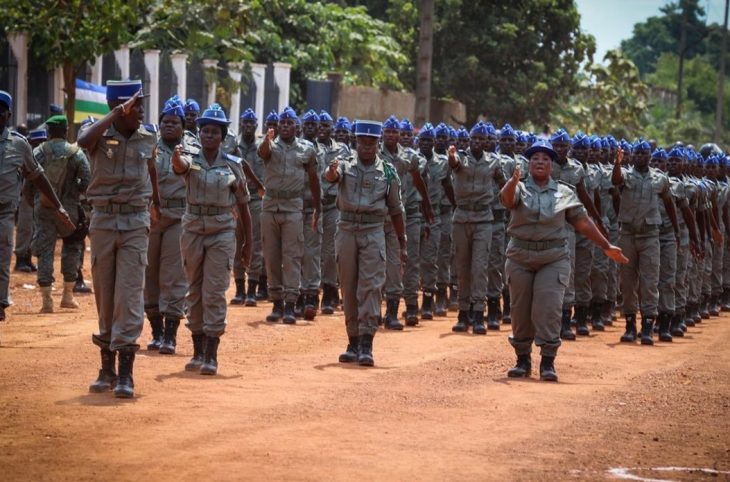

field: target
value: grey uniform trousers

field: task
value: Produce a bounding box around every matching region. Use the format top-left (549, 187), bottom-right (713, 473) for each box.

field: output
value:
top-left (13, 198), bottom-right (33, 257)
top-left (181, 228), bottom-right (234, 337)
top-left (453, 221), bottom-right (492, 311)
top-left (486, 217), bottom-right (506, 298)
top-left (321, 205), bottom-right (338, 287)
top-left (419, 214), bottom-right (440, 297)
top-left (711, 237), bottom-right (723, 296)
top-left (506, 246), bottom-right (568, 358)
top-left (574, 233), bottom-right (594, 307)
top-left (687, 255), bottom-right (702, 305)
top-left (301, 209), bottom-right (322, 295)
top-left (562, 229), bottom-right (576, 309)
top-left (144, 215), bottom-right (187, 319)
top-left (702, 240), bottom-right (713, 296)
top-left (90, 227), bottom-right (148, 351)
top-left (234, 199), bottom-right (263, 281)
top-left (590, 244), bottom-right (609, 302)
top-left (723, 240), bottom-right (730, 290)
top-left (437, 207), bottom-right (453, 287)
top-left (32, 205), bottom-right (83, 286)
top-left (336, 228), bottom-right (385, 337)
top-left (383, 220), bottom-right (403, 300)
top-left (261, 211), bottom-right (303, 303)
top-left (402, 214), bottom-right (422, 303)
top-left (618, 233), bottom-right (660, 316)
top-left (675, 238), bottom-right (690, 310)
top-left (657, 231), bottom-right (677, 313)
top-left (0, 211), bottom-right (14, 307)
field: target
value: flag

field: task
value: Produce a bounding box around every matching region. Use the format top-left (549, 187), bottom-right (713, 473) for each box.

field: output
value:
top-left (74, 78), bottom-right (108, 123)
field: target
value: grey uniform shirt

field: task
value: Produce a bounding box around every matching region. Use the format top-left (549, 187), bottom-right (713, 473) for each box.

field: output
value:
top-left (318, 139), bottom-right (350, 201)
top-left (259, 137), bottom-right (316, 213)
top-left (616, 166), bottom-right (670, 230)
top-left (496, 153), bottom-right (528, 215)
top-left (237, 137), bottom-right (264, 201)
top-left (422, 151), bottom-right (449, 211)
top-left (551, 158), bottom-right (586, 187)
top-left (178, 149), bottom-right (250, 235)
top-left (156, 138), bottom-right (198, 220)
top-left (452, 148), bottom-right (502, 223)
top-left (83, 123), bottom-right (157, 231)
top-left (0, 127), bottom-right (43, 211)
top-left (380, 143), bottom-right (422, 212)
top-left (506, 175), bottom-right (587, 241)
top-left (668, 175), bottom-right (690, 245)
top-left (333, 153), bottom-right (403, 233)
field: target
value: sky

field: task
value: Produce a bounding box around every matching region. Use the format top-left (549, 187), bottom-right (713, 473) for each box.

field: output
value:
top-left (575, 0), bottom-right (728, 62)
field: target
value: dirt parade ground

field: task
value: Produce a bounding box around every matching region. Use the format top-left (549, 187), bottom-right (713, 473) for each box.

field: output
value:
top-left (1, 254), bottom-right (730, 482)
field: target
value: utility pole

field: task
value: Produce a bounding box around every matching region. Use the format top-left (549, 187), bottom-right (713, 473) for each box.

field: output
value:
top-left (415, 0), bottom-right (434, 126)
top-left (715, 0), bottom-right (729, 143)
top-left (676, 0), bottom-right (688, 119)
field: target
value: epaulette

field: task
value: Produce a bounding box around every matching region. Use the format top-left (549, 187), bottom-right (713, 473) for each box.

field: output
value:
top-left (383, 159), bottom-right (400, 186)
top-left (224, 153), bottom-right (242, 164)
top-left (10, 130), bottom-right (27, 141)
top-left (143, 123), bottom-right (159, 134)
top-left (557, 180), bottom-right (577, 191)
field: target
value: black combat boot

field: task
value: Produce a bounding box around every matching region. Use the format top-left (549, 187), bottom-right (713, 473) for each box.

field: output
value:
top-left (384, 298), bottom-right (404, 331)
top-left (560, 308), bottom-right (576, 341)
top-left (266, 300), bottom-right (283, 322)
top-left (89, 348), bottom-right (117, 393)
top-left (590, 300), bottom-right (605, 331)
top-left (159, 318), bottom-right (180, 354)
top-left (601, 300), bottom-right (614, 326)
top-left (321, 284), bottom-right (335, 315)
top-left (709, 294), bottom-right (720, 316)
top-left (13, 254), bottom-right (33, 273)
top-left (146, 315), bottom-right (164, 351)
top-left (575, 305), bottom-right (590, 336)
top-left (358, 334), bottom-right (374, 366)
top-left (452, 310), bottom-right (470, 332)
top-left (435, 285), bottom-right (448, 316)
top-left (700, 294), bottom-right (710, 319)
top-left (200, 336), bottom-right (220, 375)
top-left (230, 278), bottom-right (245, 305)
top-left (669, 312), bottom-right (684, 337)
top-left (620, 314), bottom-right (637, 343)
top-left (722, 288), bottom-right (730, 312)
top-left (294, 294), bottom-right (304, 318)
top-left (486, 297), bottom-right (501, 330)
top-left (472, 310), bottom-right (487, 335)
top-left (113, 347), bottom-right (136, 398)
top-left (421, 293), bottom-right (434, 320)
top-left (0, 305), bottom-right (5, 322)
top-left (658, 312), bottom-right (673, 342)
top-left (507, 354), bottom-right (531, 378)
top-left (257, 275), bottom-right (268, 301)
top-left (185, 334), bottom-right (206, 371)
top-left (339, 336), bottom-right (359, 363)
top-left (73, 269), bottom-right (92, 294)
top-left (244, 280), bottom-right (257, 307)
top-left (539, 356), bottom-right (558, 382)
top-left (448, 284), bottom-right (459, 312)
top-left (685, 303), bottom-right (697, 326)
top-left (640, 315), bottom-right (655, 345)
top-left (303, 294), bottom-right (318, 321)
top-left (405, 304), bottom-right (419, 326)
top-left (283, 302), bottom-right (297, 324)
top-left (502, 290), bottom-right (511, 324)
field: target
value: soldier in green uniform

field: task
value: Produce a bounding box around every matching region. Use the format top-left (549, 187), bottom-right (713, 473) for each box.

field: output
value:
top-left (143, 96), bottom-right (192, 353)
top-left (77, 81), bottom-right (161, 398)
top-left (171, 103), bottom-right (252, 375)
top-left (257, 107), bottom-right (321, 324)
top-left (324, 120), bottom-right (405, 366)
top-left (500, 139), bottom-right (626, 381)
top-left (28, 115), bottom-right (90, 314)
top-left (448, 122), bottom-right (506, 335)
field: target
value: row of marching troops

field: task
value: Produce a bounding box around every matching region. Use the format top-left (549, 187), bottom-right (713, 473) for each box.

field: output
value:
top-left (1, 78), bottom-right (727, 397)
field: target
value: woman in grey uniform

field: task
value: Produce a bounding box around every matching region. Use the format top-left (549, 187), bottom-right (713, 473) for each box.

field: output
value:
top-left (171, 104), bottom-right (252, 376)
top-left (500, 139), bottom-right (627, 382)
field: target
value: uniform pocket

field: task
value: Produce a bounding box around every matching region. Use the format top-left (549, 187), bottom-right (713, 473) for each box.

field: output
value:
top-left (557, 270), bottom-right (569, 287)
top-left (139, 251), bottom-right (149, 267)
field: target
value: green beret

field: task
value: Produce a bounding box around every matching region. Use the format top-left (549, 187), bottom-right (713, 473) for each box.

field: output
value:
top-left (45, 114), bottom-right (68, 127)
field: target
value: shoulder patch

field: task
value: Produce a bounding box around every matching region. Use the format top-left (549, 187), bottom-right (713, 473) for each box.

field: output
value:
top-left (382, 160), bottom-right (400, 186)
top-left (143, 123), bottom-right (159, 134)
top-left (10, 130), bottom-right (28, 142)
top-left (224, 153), bottom-right (242, 164)
top-left (557, 180), bottom-right (577, 191)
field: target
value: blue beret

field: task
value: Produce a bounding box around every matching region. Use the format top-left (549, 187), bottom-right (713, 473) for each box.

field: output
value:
top-left (434, 123), bottom-right (450, 137)
top-left (516, 132), bottom-right (529, 143)
top-left (302, 109), bottom-right (319, 123)
top-left (185, 99), bottom-right (200, 113)
top-left (419, 125), bottom-right (435, 138)
top-left (572, 134), bottom-right (590, 149)
top-left (722, 156), bottom-right (730, 168)
top-left (28, 129), bottom-right (47, 141)
top-left (319, 110), bottom-right (333, 123)
top-left (706, 154), bottom-right (720, 166)
top-left (470, 122), bottom-right (488, 136)
top-left (651, 148), bottom-right (668, 161)
top-left (80, 115), bottom-right (97, 127)
top-left (49, 104), bottom-right (63, 114)
top-left (633, 139), bottom-right (651, 152)
top-left (590, 137), bottom-right (603, 150)
top-left (399, 118), bottom-right (414, 132)
top-left (106, 80), bottom-right (146, 102)
top-left (527, 133), bottom-right (537, 144)
top-left (600, 138), bottom-right (610, 149)
top-left (161, 95), bottom-right (185, 118)
top-left (456, 127), bottom-right (470, 139)
top-left (525, 139), bottom-right (557, 161)
top-left (265, 110), bottom-right (279, 122)
top-left (484, 122), bottom-right (497, 136)
top-left (279, 106), bottom-right (298, 121)
top-left (667, 146), bottom-right (685, 159)
top-left (449, 127), bottom-right (457, 138)
top-left (354, 120), bottom-right (382, 138)
top-left (334, 116), bottom-right (351, 130)
top-left (240, 107), bottom-right (257, 121)
top-left (550, 129), bottom-right (570, 143)
top-left (197, 103), bottom-right (230, 126)
top-left (383, 115), bottom-right (400, 130)
top-left (0, 90), bottom-right (12, 110)
top-left (500, 123), bottom-right (516, 138)
top-left (620, 139), bottom-right (632, 152)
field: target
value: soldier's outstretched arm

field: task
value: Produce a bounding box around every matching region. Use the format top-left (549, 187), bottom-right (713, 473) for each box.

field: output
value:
top-left (500, 165), bottom-right (520, 209)
top-left (572, 215), bottom-right (628, 264)
top-left (257, 128), bottom-right (275, 161)
top-left (410, 170), bottom-right (434, 224)
top-left (576, 180), bottom-right (607, 236)
top-left (241, 162), bottom-right (264, 196)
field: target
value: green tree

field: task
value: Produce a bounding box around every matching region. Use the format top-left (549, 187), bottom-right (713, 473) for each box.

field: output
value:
top-left (0, 0), bottom-right (144, 138)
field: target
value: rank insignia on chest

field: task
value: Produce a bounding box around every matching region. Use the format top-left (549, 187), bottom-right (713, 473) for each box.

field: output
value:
top-left (363, 179), bottom-right (372, 188)
top-left (190, 164), bottom-right (201, 171)
top-left (106, 139), bottom-right (119, 146)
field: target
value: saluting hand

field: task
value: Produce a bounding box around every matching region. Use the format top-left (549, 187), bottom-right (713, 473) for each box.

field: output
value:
top-left (121, 89), bottom-right (143, 116)
top-left (172, 144), bottom-right (183, 163)
top-left (266, 127), bottom-right (275, 142)
top-left (513, 165), bottom-right (521, 182)
top-left (614, 148), bottom-right (624, 166)
top-left (604, 244), bottom-right (629, 264)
